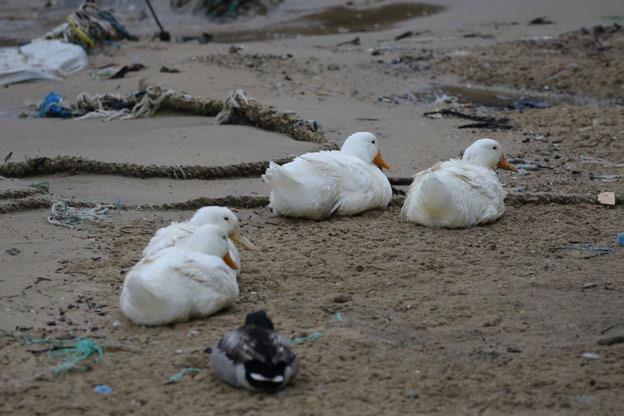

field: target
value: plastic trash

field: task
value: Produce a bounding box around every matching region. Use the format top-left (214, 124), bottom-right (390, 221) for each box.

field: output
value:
top-left (617, 233), bottom-right (624, 246)
top-left (94, 384), bottom-right (113, 394)
top-left (0, 40), bottom-right (87, 86)
top-left (290, 331), bottom-right (323, 345)
top-left (38, 92), bottom-right (73, 118)
top-left (168, 368), bottom-right (203, 383)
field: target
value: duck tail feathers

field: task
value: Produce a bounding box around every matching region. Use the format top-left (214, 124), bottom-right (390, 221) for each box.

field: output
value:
top-left (263, 161), bottom-right (302, 188)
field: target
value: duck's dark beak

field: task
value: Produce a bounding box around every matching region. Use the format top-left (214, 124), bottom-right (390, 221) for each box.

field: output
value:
top-left (497, 154), bottom-right (518, 172)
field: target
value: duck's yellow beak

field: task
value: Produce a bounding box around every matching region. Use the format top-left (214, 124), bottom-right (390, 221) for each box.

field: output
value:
top-left (373, 150), bottom-right (391, 170)
top-left (223, 252), bottom-right (238, 270)
top-left (230, 231), bottom-right (257, 250)
top-left (497, 154), bottom-right (518, 172)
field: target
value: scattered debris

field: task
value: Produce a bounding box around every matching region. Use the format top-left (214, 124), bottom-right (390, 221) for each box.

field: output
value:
top-left (507, 159), bottom-right (552, 171)
top-left (180, 33), bottom-right (213, 44)
top-left (38, 92), bottom-right (73, 118)
top-left (5, 248), bottom-right (20, 256)
top-left (582, 282), bottom-right (598, 289)
top-left (48, 201), bottom-right (110, 228)
top-left (94, 384), bottom-right (113, 394)
top-left (507, 346), bottom-right (522, 353)
top-left (92, 64), bottom-right (146, 80)
top-left (597, 335), bottom-right (624, 346)
top-left (333, 294), bottom-right (353, 303)
top-left (228, 45), bottom-right (245, 54)
top-left (291, 331), bottom-right (323, 345)
top-left (4, 152), bottom-right (12, 163)
top-left (528, 17), bottom-right (554, 25)
top-left (597, 192), bottom-right (616, 206)
top-left (512, 97), bottom-right (551, 111)
top-left (160, 66), bottom-right (180, 73)
top-left (581, 352), bottom-right (600, 360)
top-left (44, 3), bottom-right (137, 50)
top-left (590, 174), bottom-right (622, 182)
top-left (618, 233), bottom-right (624, 246)
top-left (423, 109), bottom-right (512, 130)
top-left (576, 243), bottom-right (615, 255)
top-left (110, 63), bottom-right (146, 79)
top-left (335, 312), bottom-right (344, 322)
top-left (336, 37), bottom-right (360, 46)
top-left (395, 31), bottom-right (413, 41)
top-left (0, 40), bottom-right (88, 86)
top-left (168, 367), bottom-right (203, 384)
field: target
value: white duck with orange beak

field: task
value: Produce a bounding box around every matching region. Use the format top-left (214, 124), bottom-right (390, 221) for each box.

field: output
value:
top-left (120, 224), bottom-right (239, 326)
top-left (263, 132), bottom-right (392, 220)
top-left (142, 206), bottom-right (256, 277)
top-left (402, 138), bottom-right (518, 228)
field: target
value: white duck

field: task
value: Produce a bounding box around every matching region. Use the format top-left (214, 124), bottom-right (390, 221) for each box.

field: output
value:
top-left (142, 206), bottom-right (255, 275)
top-left (121, 224), bottom-right (239, 326)
top-left (402, 138), bottom-right (517, 228)
top-left (262, 132), bottom-right (392, 220)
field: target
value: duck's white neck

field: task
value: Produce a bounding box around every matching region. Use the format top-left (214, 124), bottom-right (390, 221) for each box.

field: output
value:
top-left (340, 142), bottom-right (372, 164)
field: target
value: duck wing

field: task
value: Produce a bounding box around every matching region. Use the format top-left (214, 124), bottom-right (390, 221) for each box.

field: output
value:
top-left (143, 221), bottom-right (195, 256)
top-left (219, 326), bottom-right (295, 365)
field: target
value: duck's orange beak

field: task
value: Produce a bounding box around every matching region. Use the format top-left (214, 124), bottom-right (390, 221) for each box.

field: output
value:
top-left (223, 252), bottom-right (238, 270)
top-left (373, 150), bottom-right (391, 170)
top-left (497, 154), bottom-right (518, 172)
top-left (230, 231), bottom-right (257, 250)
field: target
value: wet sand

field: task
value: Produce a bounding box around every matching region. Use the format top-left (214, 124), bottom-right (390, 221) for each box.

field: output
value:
top-left (1, 1), bottom-right (623, 415)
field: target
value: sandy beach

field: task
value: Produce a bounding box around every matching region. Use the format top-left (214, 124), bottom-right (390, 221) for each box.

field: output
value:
top-left (1, 1), bottom-right (623, 415)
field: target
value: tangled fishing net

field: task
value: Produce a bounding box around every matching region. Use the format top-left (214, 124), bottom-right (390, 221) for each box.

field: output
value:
top-left (27, 336), bottom-right (104, 375)
top-left (48, 201), bottom-right (111, 227)
top-left (44, 3), bottom-right (136, 51)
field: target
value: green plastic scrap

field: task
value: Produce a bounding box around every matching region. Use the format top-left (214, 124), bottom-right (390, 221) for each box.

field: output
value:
top-left (27, 336), bottom-right (104, 375)
top-left (290, 331), bottom-right (323, 345)
top-left (168, 367), bottom-right (203, 383)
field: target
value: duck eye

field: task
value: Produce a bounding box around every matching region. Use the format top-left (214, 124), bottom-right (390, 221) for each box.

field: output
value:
top-left (492, 146), bottom-right (498, 150)
top-left (224, 216), bottom-right (229, 221)
top-left (371, 140), bottom-right (376, 144)
top-left (222, 236), bottom-right (226, 240)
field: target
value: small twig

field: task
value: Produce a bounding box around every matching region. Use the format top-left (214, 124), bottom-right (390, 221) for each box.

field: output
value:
top-left (423, 109), bottom-right (512, 130)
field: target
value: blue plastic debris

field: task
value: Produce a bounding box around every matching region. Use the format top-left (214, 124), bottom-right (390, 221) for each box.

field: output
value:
top-left (617, 233), bottom-right (624, 246)
top-left (38, 92), bottom-right (73, 118)
top-left (291, 331), bottom-right (323, 345)
top-left (335, 312), bottom-right (344, 322)
top-left (168, 367), bottom-right (203, 384)
top-left (579, 243), bottom-right (615, 255)
top-left (94, 384), bottom-right (113, 394)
